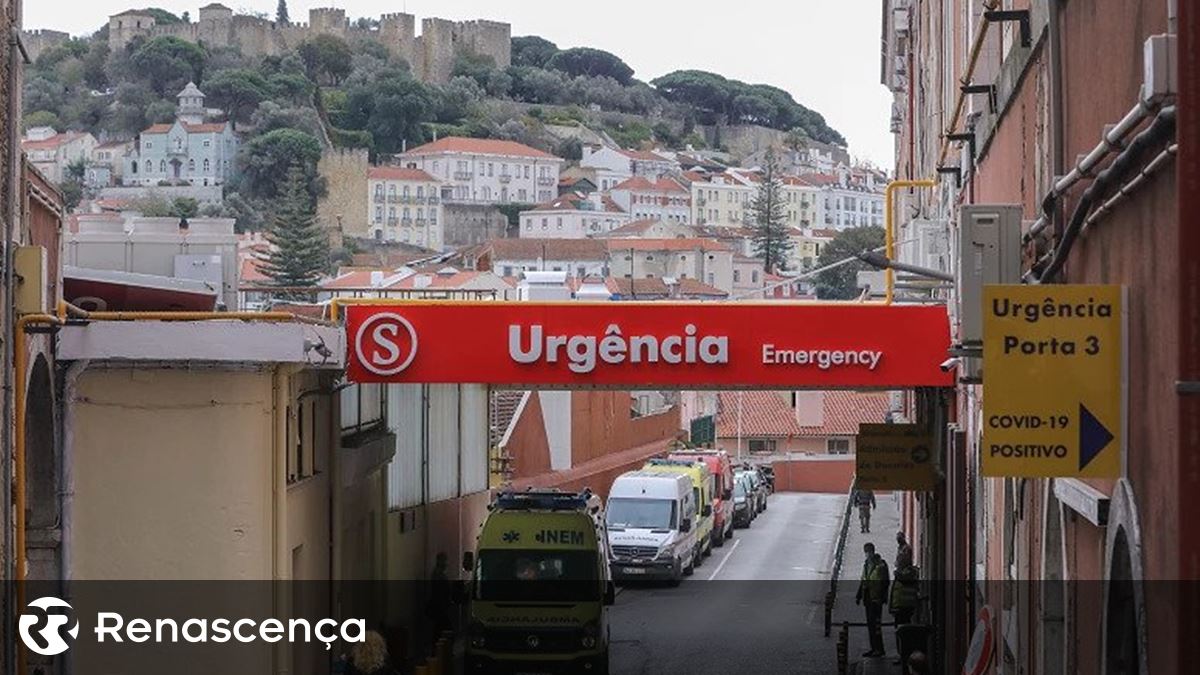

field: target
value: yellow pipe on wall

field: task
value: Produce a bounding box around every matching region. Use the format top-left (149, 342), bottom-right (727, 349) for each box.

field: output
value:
top-left (14, 313), bottom-right (61, 675)
top-left (884, 179), bottom-right (939, 305)
top-left (12, 304), bottom-right (330, 675)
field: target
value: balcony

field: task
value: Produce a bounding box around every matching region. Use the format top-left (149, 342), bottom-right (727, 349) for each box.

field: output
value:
top-left (415, 217), bottom-right (428, 225)
top-left (387, 217), bottom-right (399, 226)
top-left (373, 193), bottom-right (385, 203)
top-left (426, 195), bottom-right (440, 204)
top-left (537, 176), bottom-right (556, 186)
top-left (402, 217), bottom-right (413, 225)
top-left (453, 171), bottom-right (473, 181)
top-left (387, 194), bottom-right (400, 203)
top-left (499, 174), bottom-right (513, 184)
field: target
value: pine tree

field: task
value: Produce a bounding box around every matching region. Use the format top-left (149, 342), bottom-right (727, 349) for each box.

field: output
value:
top-left (750, 149), bottom-right (794, 273)
top-left (260, 164), bottom-right (328, 291)
top-left (276, 0), bottom-right (290, 25)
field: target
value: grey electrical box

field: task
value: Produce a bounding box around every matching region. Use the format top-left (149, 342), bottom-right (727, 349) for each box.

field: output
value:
top-left (957, 204), bottom-right (1023, 346)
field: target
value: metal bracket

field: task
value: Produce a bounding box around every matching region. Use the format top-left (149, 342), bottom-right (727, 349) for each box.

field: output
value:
top-left (984, 9), bottom-right (1032, 48)
top-left (1178, 381), bottom-right (1200, 395)
top-left (947, 132), bottom-right (978, 166)
top-left (961, 84), bottom-right (997, 113)
top-left (937, 166), bottom-right (963, 188)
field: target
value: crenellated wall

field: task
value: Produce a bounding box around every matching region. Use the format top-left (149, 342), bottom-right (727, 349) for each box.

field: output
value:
top-left (102, 4), bottom-right (510, 84)
top-left (20, 29), bottom-right (70, 63)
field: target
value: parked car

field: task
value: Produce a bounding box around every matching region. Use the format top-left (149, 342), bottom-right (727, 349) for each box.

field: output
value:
top-left (736, 469), bottom-right (767, 514)
top-left (732, 476), bottom-right (754, 528)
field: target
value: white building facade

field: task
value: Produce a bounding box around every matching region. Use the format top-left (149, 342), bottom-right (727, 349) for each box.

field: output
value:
top-left (609, 177), bottom-right (691, 224)
top-left (519, 192), bottom-right (630, 239)
top-left (367, 167), bottom-right (445, 250)
top-left (398, 137), bottom-right (564, 205)
top-left (21, 127), bottom-right (98, 184)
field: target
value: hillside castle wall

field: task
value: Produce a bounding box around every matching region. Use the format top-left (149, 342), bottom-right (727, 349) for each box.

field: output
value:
top-left (103, 5), bottom-right (510, 84)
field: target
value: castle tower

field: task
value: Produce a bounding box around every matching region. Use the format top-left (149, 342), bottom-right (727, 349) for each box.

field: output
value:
top-left (177, 82), bottom-right (206, 125)
top-left (309, 8), bottom-right (348, 35)
top-left (107, 9), bottom-right (156, 52)
top-left (379, 13), bottom-right (417, 66)
top-left (197, 3), bottom-right (234, 48)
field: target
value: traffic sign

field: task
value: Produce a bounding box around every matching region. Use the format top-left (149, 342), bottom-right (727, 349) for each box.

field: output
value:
top-left (855, 423), bottom-right (938, 490)
top-left (981, 285), bottom-right (1124, 477)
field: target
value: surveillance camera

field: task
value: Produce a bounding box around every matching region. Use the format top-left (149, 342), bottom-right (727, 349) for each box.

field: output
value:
top-left (939, 357), bottom-right (960, 373)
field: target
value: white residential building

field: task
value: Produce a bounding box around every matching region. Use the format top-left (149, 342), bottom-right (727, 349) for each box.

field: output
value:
top-left (474, 238), bottom-right (610, 279)
top-left (806, 173), bottom-right (886, 229)
top-left (86, 140), bottom-right (134, 188)
top-left (21, 127), bottom-right (98, 184)
top-left (609, 176), bottom-right (691, 224)
top-left (398, 137), bottom-right (564, 205)
top-left (580, 145), bottom-right (680, 188)
top-left (605, 238), bottom-right (735, 292)
top-left (367, 166), bottom-right (445, 250)
top-left (519, 192), bottom-right (630, 239)
top-left (690, 170), bottom-right (820, 230)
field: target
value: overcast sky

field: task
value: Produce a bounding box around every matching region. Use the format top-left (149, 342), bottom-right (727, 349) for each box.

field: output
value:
top-left (25, 0), bottom-right (895, 168)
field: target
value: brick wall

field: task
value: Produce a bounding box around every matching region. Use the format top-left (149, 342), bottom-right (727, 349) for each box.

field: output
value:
top-left (771, 457), bottom-right (855, 494)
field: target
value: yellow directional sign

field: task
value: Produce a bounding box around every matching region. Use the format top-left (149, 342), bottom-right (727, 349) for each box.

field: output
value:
top-left (856, 423), bottom-right (937, 490)
top-left (982, 285), bottom-right (1124, 477)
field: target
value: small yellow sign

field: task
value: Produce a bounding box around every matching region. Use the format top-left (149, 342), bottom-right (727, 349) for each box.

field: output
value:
top-left (982, 285), bottom-right (1124, 477)
top-left (856, 423), bottom-right (937, 490)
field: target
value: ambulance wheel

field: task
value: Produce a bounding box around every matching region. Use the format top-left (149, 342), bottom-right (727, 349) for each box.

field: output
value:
top-left (725, 524), bottom-right (734, 539)
top-left (703, 537), bottom-right (713, 557)
top-left (714, 532), bottom-right (725, 548)
top-left (683, 553), bottom-right (695, 576)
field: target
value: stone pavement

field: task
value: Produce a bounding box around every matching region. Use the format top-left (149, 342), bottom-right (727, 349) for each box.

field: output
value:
top-left (835, 492), bottom-right (904, 675)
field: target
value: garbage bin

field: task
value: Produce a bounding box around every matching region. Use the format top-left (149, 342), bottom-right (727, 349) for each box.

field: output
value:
top-left (896, 623), bottom-right (930, 675)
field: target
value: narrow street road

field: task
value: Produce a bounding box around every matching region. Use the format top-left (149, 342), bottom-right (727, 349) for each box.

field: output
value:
top-left (609, 492), bottom-right (845, 675)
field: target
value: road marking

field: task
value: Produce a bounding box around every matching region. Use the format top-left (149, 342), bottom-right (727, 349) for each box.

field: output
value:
top-left (706, 538), bottom-right (740, 581)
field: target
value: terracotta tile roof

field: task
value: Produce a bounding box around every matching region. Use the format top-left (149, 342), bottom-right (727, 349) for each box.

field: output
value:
top-left (607, 238), bottom-right (730, 252)
top-left (368, 166), bottom-right (439, 182)
top-left (321, 269), bottom-right (406, 289)
top-left (798, 172), bottom-right (841, 186)
top-left (529, 193), bottom-right (623, 213)
top-left (403, 136), bottom-right (558, 159)
top-left (386, 270), bottom-right (513, 289)
top-left (619, 149), bottom-right (672, 162)
top-left (21, 131), bottom-right (87, 150)
top-left (808, 228), bottom-right (839, 239)
top-left (716, 392), bottom-right (803, 437)
top-left (597, 219), bottom-right (659, 237)
top-left (141, 122), bottom-right (229, 135)
top-left (609, 277), bottom-right (671, 298)
top-left (239, 258), bottom-right (270, 284)
top-left (798, 391), bottom-right (892, 436)
top-left (715, 390), bottom-right (891, 438)
top-left (486, 238), bottom-right (609, 261)
top-left (350, 251), bottom-right (428, 267)
top-left (673, 278), bottom-right (728, 297)
top-left (611, 176), bottom-right (689, 193)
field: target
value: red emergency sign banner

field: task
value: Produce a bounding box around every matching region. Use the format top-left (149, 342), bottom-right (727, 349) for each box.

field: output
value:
top-left (345, 302), bottom-right (953, 388)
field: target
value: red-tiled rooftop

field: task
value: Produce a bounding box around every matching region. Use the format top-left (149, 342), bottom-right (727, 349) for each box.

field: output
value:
top-left (715, 390), bottom-right (891, 438)
top-left (368, 166), bottom-right (439, 182)
top-left (606, 238), bottom-right (730, 252)
top-left (611, 176), bottom-right (689, 193)
top-left (485, 238), bottom-right (609, 260)
top-left (403, 136), bottom-right (558, 159)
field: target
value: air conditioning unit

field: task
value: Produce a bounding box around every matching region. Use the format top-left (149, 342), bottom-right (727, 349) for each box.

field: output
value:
top-left (957, 204), bottom-right (1023, 347)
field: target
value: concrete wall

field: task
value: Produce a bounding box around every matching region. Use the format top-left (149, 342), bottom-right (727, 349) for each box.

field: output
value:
top-left (68, 368), bottom-right (277, 579)
top-left (772, 457), bottom-right (855, 494)
top-left (442, 203), bottom-right (509, 247)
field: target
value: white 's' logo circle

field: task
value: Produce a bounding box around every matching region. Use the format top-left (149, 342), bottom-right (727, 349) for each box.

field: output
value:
top-left (355, 313), bottom-right (419, 376)
top-left (19, 596), bottom-right (79, 656)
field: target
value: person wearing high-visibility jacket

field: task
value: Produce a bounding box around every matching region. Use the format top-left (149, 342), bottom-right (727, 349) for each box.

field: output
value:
top-left (856, 545), bottom-right (890, 657)
top-left (889, 550), bottom-right (920, 670)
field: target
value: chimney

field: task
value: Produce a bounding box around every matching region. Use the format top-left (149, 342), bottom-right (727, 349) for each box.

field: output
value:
top-left (370, 270), bottom-right (385, 287)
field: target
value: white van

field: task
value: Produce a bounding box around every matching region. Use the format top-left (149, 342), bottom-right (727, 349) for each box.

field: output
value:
top-left (605, 471), bottom-right (697, 584)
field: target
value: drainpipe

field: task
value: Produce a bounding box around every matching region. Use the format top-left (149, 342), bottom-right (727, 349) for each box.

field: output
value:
top-left (59, 359), bottom-right (89, 675)
top-left (271, 364), bottom-right (291, 675)
top-left (1048, 0), bottom-right (1065, 241)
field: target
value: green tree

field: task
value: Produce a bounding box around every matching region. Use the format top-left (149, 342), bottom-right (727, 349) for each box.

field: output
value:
top-left (22, 110), bottom-right (61, 132)
top-left (750, 151), bottom-right (793, 273)
top-left (130, 36), bottom-right (207, 96)
top-left (297, 34), bottom-right (353, 86)
top-left (344, 72), bottom-right (435, 154)
top-left (507, 66), bottom-right (565, 104)
top-left (144, 8), bottom-right (184, 24)
top-left (784, 127), bottom-right (809, 151)
top-left (260, 164), bottom-right (329, 288)
top-left (546, 47), bottom-right (634, 85)
top-left (814, 226), bottom-right (886, 300)
top-left (276, 0), bottom-right (289, 24)
top-left (239, 128), bottom-right (323, 200)
top-left (203, 68), bottom-right (269, 129)
top-left (511, 36), bottom-right (559, 68)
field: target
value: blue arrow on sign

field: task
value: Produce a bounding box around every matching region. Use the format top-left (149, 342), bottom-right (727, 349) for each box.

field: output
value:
top-left (1079, 404), bottom-right (1114, 471)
